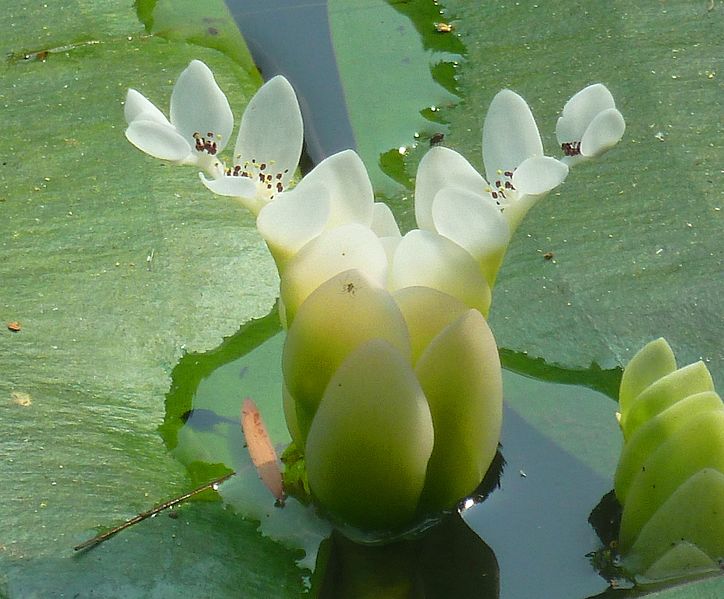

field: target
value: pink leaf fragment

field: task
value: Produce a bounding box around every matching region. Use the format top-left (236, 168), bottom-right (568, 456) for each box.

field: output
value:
top-left (241, 398), bottom-right (285, 503)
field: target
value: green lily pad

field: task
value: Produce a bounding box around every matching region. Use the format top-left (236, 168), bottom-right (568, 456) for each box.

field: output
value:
top-left (0, 0), bottom-right (298, 596)
top-left (135, 0), bottom-right (261, 80)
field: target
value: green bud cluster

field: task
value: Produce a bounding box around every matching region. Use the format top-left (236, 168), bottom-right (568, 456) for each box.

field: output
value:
top-left (614, 338), bottom-right (724, 580)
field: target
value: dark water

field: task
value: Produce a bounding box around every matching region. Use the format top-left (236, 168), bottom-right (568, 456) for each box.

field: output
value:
top-left (225, 0), bottom-right (356, 162)
top-left (464, 406), bottom-right (610, 599)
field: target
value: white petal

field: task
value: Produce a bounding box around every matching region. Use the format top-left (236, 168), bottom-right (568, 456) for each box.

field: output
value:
top-left (512, 156), bottom-right (569, 196)
top-left (124, 89), bottom-right (169, 126)
top-left (389, 230), bottom-right (492, 316)
top-left (256, 183), bottom-right (331, 270)
top-left (415, 147), bottom-right (487, 231)
top-left (235, 75), bottom-right (303, 183)
top-left (556, 83), bottom-right (616, 143)
top-left (170, 60), bottom-right (234, 154)
top-left (280, 224), bottom-right (389, 325)
top-left (370, 202), bottom-right (401, 238)
top-left (199, 172), bottom-right (258, 198)
top-left (431, 187), bottom-right (510, 264)
top-left (294, 150), bottom-right (374, 227)
top-left (125, 119), bottom-right (192, 161)
top-left (379, 235), bottom-right (402, 271)
top-left (580, 108), bottom-right (626, 157)
top-left (483, 89), bottom-right (543, 180)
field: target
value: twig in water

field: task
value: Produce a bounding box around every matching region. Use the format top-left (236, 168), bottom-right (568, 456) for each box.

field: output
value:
top-left (73, 471), bottom-right (234, 552)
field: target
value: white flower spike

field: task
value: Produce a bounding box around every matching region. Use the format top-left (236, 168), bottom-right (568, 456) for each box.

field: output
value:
top-left (125, 60), bottom-right (233, 177)
top-left (481, 89), bottom-right (569, 230)
top-left (200, 75), bottom-right (304, 215)
top-left (556, 83), bottom-right (625, 166)
top-left (414, 146), bottom-right (510, 287)
top-left (414, 89), bottom-right (569, 286)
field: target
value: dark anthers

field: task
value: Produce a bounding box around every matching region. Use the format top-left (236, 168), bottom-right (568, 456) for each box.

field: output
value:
top-left (193, 131), bottom-right (219, 155)
top-left (561, 141), bottom-right (582, 157)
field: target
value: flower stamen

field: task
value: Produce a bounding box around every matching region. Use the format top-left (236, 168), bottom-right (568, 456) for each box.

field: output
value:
top-left (192, 131), bottom-right (220, 156)
top-left (225, 158), bottom-right (290, 200)
top-left (485, 169), bottom-right (516, 206)
top-left (561, 141), bottom-right (582, 157)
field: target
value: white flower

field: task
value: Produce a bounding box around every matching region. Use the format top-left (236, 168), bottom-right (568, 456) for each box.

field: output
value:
top-left (556, 83), bottom-right (625, 166)
top-left (124, 60), bottom-right (233, 177)
top-left (415, 147), bottom-right (511, 287)
top-left (415, 90), bottom-right (569, 287)
top-left (200, 75), bottom-right (303, 215)
top-left (256, 150), bottom-right (374, 271)
top-left (480, 89), bottom-right (570, 230)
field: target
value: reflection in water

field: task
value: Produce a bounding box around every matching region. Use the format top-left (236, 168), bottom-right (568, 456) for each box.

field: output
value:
top-left (180, 407), bottom-right (240, 431)
top-left (313, 513), bottom-right (499, 599)
top-left (587, 491), bottom-right (635, 590)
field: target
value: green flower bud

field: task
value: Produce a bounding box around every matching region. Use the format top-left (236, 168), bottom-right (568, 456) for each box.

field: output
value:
top-left (284, 270), bottom-right (503, 532)
top-left (615, 338), bottom-right (724, 580)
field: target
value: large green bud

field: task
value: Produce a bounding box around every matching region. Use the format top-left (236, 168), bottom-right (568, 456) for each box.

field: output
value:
top-left (283, 269), bottom-right (502, 532)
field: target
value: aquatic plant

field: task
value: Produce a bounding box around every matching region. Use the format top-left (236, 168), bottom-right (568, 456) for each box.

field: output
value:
top-left (124, 61), bottom-right (627, 535)
top-left (615, 338), bottom-right (724, 580)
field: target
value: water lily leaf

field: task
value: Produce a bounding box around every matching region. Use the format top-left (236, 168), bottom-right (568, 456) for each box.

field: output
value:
top-left (135, 0), bottom-right (261, 80)
top-left (0, 0), bottom-right (299, 596)
top-left (328, 0), bottom-right (461, 202)
top-left (0, 501), bottom-right (306, 599)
